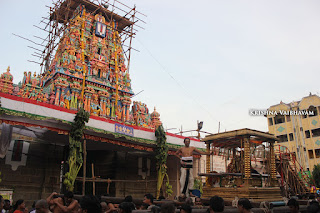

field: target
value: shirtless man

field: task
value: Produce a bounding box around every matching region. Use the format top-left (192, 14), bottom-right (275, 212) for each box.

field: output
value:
top-left (47, 191), bottom-right (79, 213)
top-left (175, 137), bottom-right (211, 197)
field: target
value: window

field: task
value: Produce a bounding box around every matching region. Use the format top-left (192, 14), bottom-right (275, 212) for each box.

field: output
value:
top-left (315, 149), bottom-right (320, 158)
top-left (268, 118), bottom-right (273, 126)
top-left (305, 130), bottom-right (311, 138)
top-left (277, 134), bottom-right (288, 142)
top-left (275, 115), bottom-right (285, 124)
top-left (308, 150), bottom-right (314, 159)
top-left (286, 115), bottom-right (291, 122)
top-left (289, 133), bottom-right (294, 141)
top-left (312, 128), bottom-right (320, 137)
top-left (309, 106), bottom-right (318, 117)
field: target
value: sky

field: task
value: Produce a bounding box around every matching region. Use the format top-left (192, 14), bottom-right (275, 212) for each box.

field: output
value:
top-left (1, 0), bottom-right (320, 138)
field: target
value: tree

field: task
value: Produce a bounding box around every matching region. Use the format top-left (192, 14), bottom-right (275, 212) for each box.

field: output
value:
top-left (312, 164), bottom-right (320, 187)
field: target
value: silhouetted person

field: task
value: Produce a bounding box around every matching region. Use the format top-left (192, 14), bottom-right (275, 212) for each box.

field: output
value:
top-left (139, 203), bottom-right (149, 210)
top-left (79, 195), bottom-right (101, 213)
top-left (119, 202), bottom-right (134, 213)
top-left (287, 198), bottom-right (299, 213)
top-left (180, 204), bottom-right (192, 213)
top-left (307, 200), bottom-right (320, 213)
top-left (160, 202), bottom-right (175, 213)
top-left (209, 196), bottom-right (224, 213)
top-left (0, 195), bottom-right (4, 213)
top-left (237, 198), bottom-right (252, 213)
top-left (13, 199), bottom-right (27, 213)
top-left (47, 191), bottom-right (79, 213)
top-left (123, 195), bottom-right (135, 210)
top-left (143, 194), bottom-right (155, 210)
top-left (35, 200), bottom-right (49, 213)
top-left (3, 199), bottom-right (11, 212)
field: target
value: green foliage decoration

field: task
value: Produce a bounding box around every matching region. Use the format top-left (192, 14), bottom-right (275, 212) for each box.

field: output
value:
top-left (193, 177), bottom-right (203, 194)
top-left (64, 108), bottom-right (89, 191)
top-left (155, 125), bottom-right (173, 198)
top-left (312, 164), bottom-right (320, 188)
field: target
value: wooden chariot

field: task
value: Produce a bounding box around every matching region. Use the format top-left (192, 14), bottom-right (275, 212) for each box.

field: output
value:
top-left (199, 128), bottom-right (283, 201)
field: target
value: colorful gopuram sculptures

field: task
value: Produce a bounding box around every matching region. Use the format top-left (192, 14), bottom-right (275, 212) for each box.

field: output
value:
top-left (0, 4), bottom-right (161, 129)
top-left (0, 67), bottom-right (14, 95)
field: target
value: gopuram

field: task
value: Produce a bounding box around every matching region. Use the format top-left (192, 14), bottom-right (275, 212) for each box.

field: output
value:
top-left (0, 0), bottom-right (207, 204)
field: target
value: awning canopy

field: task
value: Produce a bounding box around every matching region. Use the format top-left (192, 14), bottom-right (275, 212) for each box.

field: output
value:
top-left (201, 128), bottom-right (277, 149)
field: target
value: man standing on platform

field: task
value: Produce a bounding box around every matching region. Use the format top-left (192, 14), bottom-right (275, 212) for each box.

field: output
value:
top-left (175, 137), bottom-right (212, 197)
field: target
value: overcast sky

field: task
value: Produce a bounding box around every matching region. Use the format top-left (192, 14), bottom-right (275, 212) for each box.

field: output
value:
top-left (1, 0), bottom-right (320, 138)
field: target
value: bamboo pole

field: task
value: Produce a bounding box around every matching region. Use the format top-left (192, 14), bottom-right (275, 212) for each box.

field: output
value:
top-left (82, 140), bottom-right (87, 195)
top-left (80, 8), bottom-right (87, 106)
top-left (92, 163), bottom-right (95, 195)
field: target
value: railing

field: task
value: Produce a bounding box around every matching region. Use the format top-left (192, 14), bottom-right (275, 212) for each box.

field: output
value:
top-left (275, 145), bottom-right (314, 195)
top-left (75, 177), bottom-right (160, 197)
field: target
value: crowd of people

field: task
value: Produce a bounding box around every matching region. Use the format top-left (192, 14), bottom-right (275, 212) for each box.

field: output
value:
top-left (1, 192), bottom-right (320, 213)
top-left (287, 194), bottom-right (320, 213)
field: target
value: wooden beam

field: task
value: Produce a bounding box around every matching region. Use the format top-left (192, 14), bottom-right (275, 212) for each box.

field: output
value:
top-left (82, 140), bottom-right (86, 195)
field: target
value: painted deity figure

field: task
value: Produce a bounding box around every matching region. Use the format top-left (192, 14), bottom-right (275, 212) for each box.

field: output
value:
top-left (64, 90), bottom-right (71, 109)
top-left (116, 104), bottom-right (122, 120)
top-left (26, 72), bottom-right (31, 85)
top-left (60, 91), bottom-right (65, 107)
top-left (49, 92), bottom-right (56, 105)
top-left (22, 72), bottom-right (27, 85)
top-left (90, 94), bottom-right (101, 115)
top-left (31, 72), bottom-right (38, 87)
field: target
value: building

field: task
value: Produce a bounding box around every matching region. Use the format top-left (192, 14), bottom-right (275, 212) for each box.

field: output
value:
top-left (267, 93), bottom-right (320, 172)
top-left (0, 0), bottom-right (210, 205)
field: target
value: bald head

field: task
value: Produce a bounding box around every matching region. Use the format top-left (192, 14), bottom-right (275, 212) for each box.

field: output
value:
top-left (35, 199), bottom-right (49, 213)
top-left (101, 202), bottom-right (108, 213)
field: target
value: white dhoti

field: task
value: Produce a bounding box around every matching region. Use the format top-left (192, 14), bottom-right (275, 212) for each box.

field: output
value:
top-left (180, 156), bottom-right (194, 196)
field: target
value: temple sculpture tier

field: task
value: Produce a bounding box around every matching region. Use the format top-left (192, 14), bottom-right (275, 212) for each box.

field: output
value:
top-left (1, 2), bottom-right (160, 129)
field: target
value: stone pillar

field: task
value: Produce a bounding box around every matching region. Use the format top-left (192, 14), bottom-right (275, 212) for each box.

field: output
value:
top-left (269, 142), bottom-right (278, 187)
top-left (123, 103), bottom-right (128, 122)
top-left (126, 105), bottom-right (130, 121)
top-left (111, 99), bottom-right (115, 118)
top-left (100, 97), bottom-right (107, 116)
top-left (243, 136), bottom-right (251, 186)
top-left (84, 93), bottom-right (92, 112)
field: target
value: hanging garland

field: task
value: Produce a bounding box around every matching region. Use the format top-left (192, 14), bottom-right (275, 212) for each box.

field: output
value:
top-left (155, 125), bottom-right (173, 198)
top-left (64, 108), bottom-right (90, 191)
